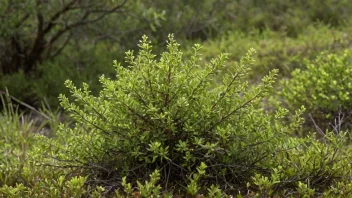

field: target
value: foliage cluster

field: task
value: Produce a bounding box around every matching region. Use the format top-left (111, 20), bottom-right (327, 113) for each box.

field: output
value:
top-left (36, 35), bottom-right (283, 193)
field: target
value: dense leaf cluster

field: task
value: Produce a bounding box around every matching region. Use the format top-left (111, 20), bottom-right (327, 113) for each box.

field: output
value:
top-left (49, 35), bottom-right (281, 191)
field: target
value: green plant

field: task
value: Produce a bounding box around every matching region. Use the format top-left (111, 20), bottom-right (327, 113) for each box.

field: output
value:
top-left (137, 170), bottom-right (162, 197)
top-left (33, 34), bottom-right (299, 195)
top-left (297, 181), bottom-right (315, 198)
top-left (252, 172), bottom-right (279, 196)
top-left (0, 183), bottom-right (27, 198)
top-left (207, 184), bottom-right (223, 198)
top-left (186, 162), bottom-right (207, 196)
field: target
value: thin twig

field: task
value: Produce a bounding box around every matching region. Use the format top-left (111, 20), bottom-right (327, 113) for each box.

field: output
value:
top-left (309, 113), bottom-right (325, 137)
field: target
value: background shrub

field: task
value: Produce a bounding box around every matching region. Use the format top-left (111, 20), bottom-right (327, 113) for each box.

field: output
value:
top-left (197, 24), bottom-right (352, 82)
top-left (275, 50), bottom-right (352, 134)
top-left (228, 0), bottom-right (352, 36)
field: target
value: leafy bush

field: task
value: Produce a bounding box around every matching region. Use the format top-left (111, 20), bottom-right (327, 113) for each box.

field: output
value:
top-left (275, 50), bottom-right (352, 133)
top-left (34, 35), bottom-right (303, 195)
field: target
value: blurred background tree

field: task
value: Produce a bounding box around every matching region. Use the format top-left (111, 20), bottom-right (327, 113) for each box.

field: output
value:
top-left (0, 0), bottom-right (130, 75)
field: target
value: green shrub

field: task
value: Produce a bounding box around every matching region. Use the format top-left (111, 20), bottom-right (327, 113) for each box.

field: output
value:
top-left (34, 35), bottom-right (306, 195)
top-left (275, 50), bottom-right (352, 133)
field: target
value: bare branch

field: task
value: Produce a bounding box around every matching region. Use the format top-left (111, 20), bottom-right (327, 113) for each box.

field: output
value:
top-left (204, 90), bottom-right (263, 134)
top-left (309, 113), bottom-right (325, 137)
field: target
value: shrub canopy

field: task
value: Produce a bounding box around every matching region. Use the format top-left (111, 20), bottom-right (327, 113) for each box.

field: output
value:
top-left (39, 35), bottom-right (298, 193)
